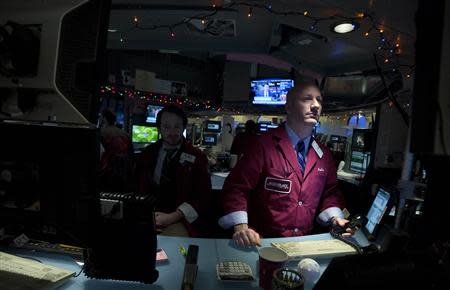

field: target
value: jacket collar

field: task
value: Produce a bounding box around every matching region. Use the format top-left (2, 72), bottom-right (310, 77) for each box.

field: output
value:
top-left (272, 125), bottom-right (322, 182)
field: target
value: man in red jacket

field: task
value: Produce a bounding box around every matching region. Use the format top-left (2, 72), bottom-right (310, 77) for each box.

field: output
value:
top-left (136, 105), bottom-right (213, 237)
top-left (219, 81), bottom-right (352, 247)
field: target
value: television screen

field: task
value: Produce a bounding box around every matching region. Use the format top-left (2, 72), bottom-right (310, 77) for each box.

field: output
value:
top-left (205, 120), bottom-right (221, 133)
top-left (132, 125), bottom-right (159, 143)
top-left (251, 78), bottom-right (294, 105)
top-left (146, 105), bottom-right (164, 124)
top-left (202, 134), bottom-right (217, 146)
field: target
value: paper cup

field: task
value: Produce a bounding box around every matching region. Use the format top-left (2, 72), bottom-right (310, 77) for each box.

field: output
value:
top-left (258, 247), bottom-right (288, 290)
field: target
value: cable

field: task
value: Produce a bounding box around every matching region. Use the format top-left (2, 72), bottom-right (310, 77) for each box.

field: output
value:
top-left (73, 265), bottom-right (85, 277)
top-left (15, 255), bottom-right (43, 263)
top-left (373, 53), bottom-right (409, 125)
top-left (330, 227), bottom-right (363, 255)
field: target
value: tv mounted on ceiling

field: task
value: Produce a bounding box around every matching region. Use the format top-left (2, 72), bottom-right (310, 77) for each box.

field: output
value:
top-left (250, 78), bottom-right (294, 106)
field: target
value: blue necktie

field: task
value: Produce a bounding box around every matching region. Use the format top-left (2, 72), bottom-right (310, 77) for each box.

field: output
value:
top-left (296, 141), bottom-right (306, 174)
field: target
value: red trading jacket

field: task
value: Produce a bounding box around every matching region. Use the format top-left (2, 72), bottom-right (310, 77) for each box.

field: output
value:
top-left (221, 126), bottom-right (345, 238)
top-left (136, 139), bottom-right (213, 237)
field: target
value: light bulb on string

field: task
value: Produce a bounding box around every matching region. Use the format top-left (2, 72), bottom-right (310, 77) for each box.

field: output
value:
top-left (247, 7), bottom-right (253, 18)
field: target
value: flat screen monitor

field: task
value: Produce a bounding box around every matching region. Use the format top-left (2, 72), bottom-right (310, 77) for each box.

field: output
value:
top-left (0, 120), bottom-right (100, 247)
top-left (363, 187), bottom-right (394, 240)
top-left (258, 123), bottom-right (268, 133)
top-left (146, 105), bottom-right (164, 124)
top-left (202, 134), bottom-right (217, 146)
top-left (250, 78), bottom-right (294, 106)
top-left (204, 120), bottom-right (221, 133)
top-left (350, 150), bottom-right (370, 174)
top-left (132, 125), bottom-right (159, 144)
top-left (351, 129), bottom-right (371, 151)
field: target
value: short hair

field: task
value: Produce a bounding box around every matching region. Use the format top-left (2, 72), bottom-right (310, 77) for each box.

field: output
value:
top-left (102, 108), bottom-right (116, 125)
top-left (156, 104), bottom-right (187, 128)
top-left (244, 120), bottom-right (257, 134)
top-left (286, 80), bottom-right (321, 105)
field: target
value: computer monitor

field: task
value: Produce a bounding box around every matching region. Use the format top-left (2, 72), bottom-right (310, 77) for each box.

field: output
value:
top-left (132, 124), bottom-right (159, 144)
top-left (202, 134), bottom-right (217, 146)
top-left (0, 120), bottom-right (100, 247)
top-left (146, 105), bottom-right (164, 124)
top-left (350, 150), bottom-right (370, 174)
top-left (204, 120), bottom-right (221, 133)
top-left (363, 186), bottom-right (395, 240)
top-left (351, 129), bottom-right (372, 152)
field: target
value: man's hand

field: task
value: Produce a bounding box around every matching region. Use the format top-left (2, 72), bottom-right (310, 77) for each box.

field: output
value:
top-left (331, 217), bottom-right (355, 237)
top-left (232, 224), bottom-right (262, 247)
top-left (155, 210), bottom-right (184, 228)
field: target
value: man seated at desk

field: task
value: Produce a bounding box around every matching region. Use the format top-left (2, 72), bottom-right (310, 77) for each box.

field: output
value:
top-left (135, 105), bottom-right (214, 237)
top-left (219, 81), bottom-right (353, 247)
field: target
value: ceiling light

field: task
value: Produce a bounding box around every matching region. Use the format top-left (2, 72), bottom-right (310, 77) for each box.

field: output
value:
top-left (331, 22), bottom-right (358, 34)
top-left (108, 29), bottom-right (117, 33)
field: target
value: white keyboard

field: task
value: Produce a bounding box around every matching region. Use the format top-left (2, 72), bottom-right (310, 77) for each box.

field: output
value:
top-left (271, 239), bottom-right (357, 260)
top-left (0, 251), bottom-right (75, 289)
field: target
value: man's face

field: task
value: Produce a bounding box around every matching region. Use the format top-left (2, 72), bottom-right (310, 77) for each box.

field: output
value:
top-left (159, 112), bottom-right (184, 146)
top-left (286, 85), bottom-right (322, 127)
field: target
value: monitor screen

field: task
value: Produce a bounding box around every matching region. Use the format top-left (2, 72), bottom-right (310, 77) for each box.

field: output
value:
top-left (205, 120), bottom-right (221, 133)
top-left (202, 134), bottom-right (217, 146)
top-left (258, 123), bottom-right (268, 132)
top-left (351, 129), bottom-right (372, 151)
top-left (146, 105), bottom-right (164, 124)
top-left (364, 187), bottom-right (392, 238)
top-left (0, 120), bottom-right (100, 247)
top-left (251, 78), bottom-right (294, 105)
top-left (132, 125), bottom-right (159, 143)
top-left (350, 150), bottom-right (370, 174)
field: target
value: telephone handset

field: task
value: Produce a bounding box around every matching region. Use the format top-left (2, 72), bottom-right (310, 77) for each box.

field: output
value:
top-left (330, 215), bottom-right (378, 255)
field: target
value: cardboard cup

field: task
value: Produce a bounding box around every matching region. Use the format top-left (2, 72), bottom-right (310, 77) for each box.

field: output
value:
top-left (258, 247), bottom-right (288, 290)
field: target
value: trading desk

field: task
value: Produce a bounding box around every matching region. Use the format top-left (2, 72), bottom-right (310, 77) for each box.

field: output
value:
top-left (3, 232), bottom-right (369, 290)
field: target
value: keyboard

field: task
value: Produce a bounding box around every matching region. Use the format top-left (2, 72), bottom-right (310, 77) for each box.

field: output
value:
top-left (22, 241), bottom-right (84, 259)
top-left (0, 251), bottom-right (75, 289)
top-left (271, 239), bottom-right (357, 260)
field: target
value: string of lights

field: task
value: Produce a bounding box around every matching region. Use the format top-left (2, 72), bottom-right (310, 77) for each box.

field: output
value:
top-left (114, 0), bottom-right (415, 78)
top-left (100, 85), bottom-right (218, 111)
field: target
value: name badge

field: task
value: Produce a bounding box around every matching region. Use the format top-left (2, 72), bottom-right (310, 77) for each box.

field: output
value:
top-left (180, 152), bottom-right (196, 164)
top-left (311, 140), bottom-right (323, 159)
top-left (264, 177), bottom-right (292, 194)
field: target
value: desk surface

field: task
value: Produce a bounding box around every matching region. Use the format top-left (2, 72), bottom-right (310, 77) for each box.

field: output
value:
top-left (2, 232), bottom-right (369, 290)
